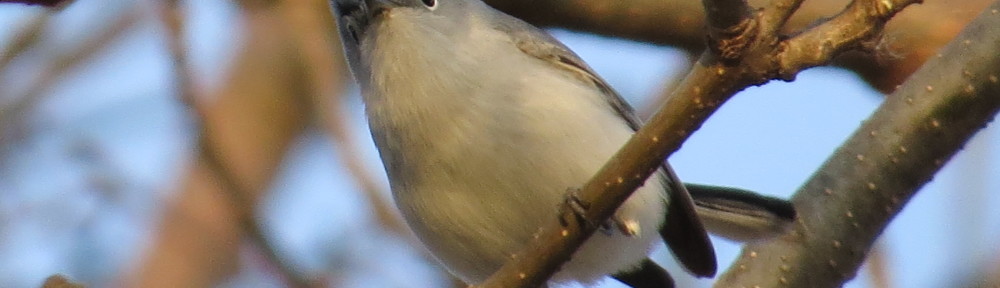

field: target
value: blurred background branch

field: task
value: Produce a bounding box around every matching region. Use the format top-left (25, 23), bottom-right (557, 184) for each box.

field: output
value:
top-left (153, 0), bottom-right (319, 287)
top-left (0, 0), bottom-right (69, 7)
top-left (128, 1), bottom-right (313, 287)
top-left (0, 2), bottom-right (134, 146)
top-left (40, 275), bottom-right (84, 288)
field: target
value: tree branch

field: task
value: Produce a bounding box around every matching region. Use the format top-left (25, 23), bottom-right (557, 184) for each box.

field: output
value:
top-left (159, 1), bottom-right (319, 287)
top-left (778, 0), bottom-right (914, 78)
top-left (484, 0), bottom-right (991, 92)
top-left (715, 2), bottom-right (1000, 286)
top-left (476, 0), bottom-right (921, 286)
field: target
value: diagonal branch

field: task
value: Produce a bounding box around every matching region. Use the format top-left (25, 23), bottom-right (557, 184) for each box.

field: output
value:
top-left (477, 0), bottom-right (921, 286)
top-left (0, 12), bottom-right (50, 72)
top-left (715, 2), bottom-right (1000, 286)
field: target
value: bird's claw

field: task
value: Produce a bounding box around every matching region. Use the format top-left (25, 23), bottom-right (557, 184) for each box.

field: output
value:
top-left (560, 188), bottom-right (599, 231)
top-left (559, 188), bottom-right (638, 237)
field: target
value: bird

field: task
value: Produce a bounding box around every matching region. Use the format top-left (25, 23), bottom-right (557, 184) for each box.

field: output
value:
top-left (329, 0), bottom-right (796, 286)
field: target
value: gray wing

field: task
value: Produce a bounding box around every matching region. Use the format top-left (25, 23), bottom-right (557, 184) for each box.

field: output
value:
top-left (495, 18), bottom-right (718, 277)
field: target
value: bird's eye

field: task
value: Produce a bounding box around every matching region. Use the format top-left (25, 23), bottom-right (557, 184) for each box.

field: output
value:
top-left (421, 0), bottom-right (436, 9)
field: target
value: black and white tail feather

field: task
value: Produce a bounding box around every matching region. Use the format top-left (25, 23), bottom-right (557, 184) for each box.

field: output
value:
top-left (612, 184), bottom-right (796, 288)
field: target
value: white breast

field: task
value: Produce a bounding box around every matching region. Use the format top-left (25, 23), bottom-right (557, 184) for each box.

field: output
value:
top-left (361, 7), bottom-right (667, 285)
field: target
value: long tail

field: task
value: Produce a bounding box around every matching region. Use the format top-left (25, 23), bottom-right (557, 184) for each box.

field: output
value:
top-left (686, 184), bottom-right (797, 242)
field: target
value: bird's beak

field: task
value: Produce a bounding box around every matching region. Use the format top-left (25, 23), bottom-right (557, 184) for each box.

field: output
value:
top-left (331, 0), bottom-right (395, 46)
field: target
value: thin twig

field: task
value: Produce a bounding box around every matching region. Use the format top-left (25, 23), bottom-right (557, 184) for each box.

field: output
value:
top-left (0, 0), bottom-right (68, 7)
top-left (158, 1), bottom-right (318, 287)
top-left (0, 12), bottom-right (50, 72)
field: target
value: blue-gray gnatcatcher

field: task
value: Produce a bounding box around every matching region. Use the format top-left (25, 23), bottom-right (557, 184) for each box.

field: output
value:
top-left (329, 0), bottom-right (797, 286)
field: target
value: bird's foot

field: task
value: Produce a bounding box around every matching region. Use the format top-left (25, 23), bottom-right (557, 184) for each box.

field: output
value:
top-left (560, 188), bottom-right (639, 237)
top-left (560, 187), bottom-right (597, 230)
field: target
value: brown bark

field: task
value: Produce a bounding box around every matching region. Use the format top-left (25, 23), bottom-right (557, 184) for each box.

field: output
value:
top-left (484, 0), bottom-right (993, 93)
top-left (127, 7), bottom-right (310, 288)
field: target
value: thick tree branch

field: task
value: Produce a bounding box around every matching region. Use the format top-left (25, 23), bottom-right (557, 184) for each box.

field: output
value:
top-left (716, 2), bottom-right (1000, 286)
top-left (477, 0), bottom-right (921, 286)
